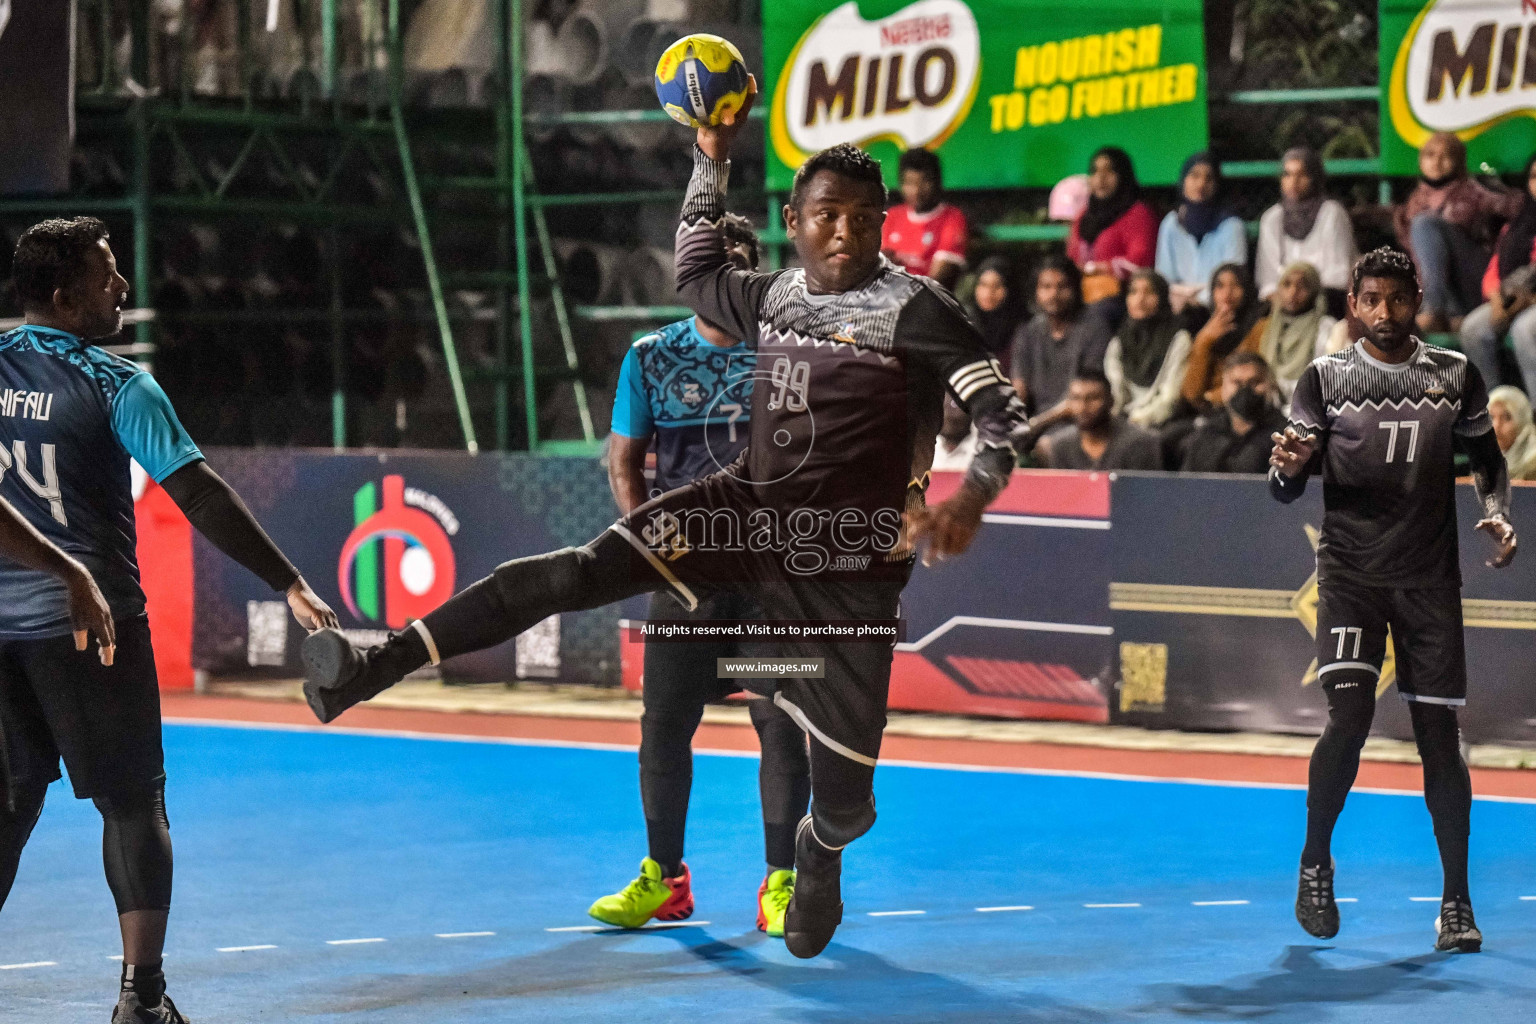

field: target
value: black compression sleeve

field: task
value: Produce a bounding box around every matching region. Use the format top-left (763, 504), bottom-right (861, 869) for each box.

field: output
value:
top-left (1268, 466), bottom-right (1309, 503)
top-left (159, 461), bottom-right (299, 592)
top-left (1461, 427), bottom-right (1512, 520)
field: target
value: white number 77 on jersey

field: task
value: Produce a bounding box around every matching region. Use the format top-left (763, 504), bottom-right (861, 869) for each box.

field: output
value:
top-left (1379, 419), bottom-right (1419, 463)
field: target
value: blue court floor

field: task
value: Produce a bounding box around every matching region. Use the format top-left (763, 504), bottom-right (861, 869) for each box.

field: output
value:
top-left (2, 721), bottom-right (1534, 1023)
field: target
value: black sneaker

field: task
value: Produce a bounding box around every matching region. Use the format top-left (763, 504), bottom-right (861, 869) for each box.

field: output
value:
top-left (1296, 861), bottom-right (1339, 939)
top-left (1435, 899), bottom-right (1482, 953)
top-left (301, 628), bottom-right (415, 723)
top-left (783, 816), bottom-right (843, 959)
top-left (112, 992), bottom-right (189, 1023)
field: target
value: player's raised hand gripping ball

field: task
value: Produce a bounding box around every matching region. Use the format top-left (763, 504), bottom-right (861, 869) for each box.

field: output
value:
top-left (655, 34), bottom-right (751, 129)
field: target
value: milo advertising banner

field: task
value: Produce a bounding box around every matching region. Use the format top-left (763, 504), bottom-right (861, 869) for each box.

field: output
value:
top-left (1382, 0), bottom-right (1536, 172)
top-left (763, 0), bottom-right (1208, 190)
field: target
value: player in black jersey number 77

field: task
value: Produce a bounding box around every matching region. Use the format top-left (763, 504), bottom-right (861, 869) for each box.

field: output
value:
top-left (1270, 247), bottom-right (1516, 953)
top-left (299, 76), bottom-right (1035, 959)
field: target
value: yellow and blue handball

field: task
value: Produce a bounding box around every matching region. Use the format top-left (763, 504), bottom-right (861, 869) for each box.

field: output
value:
top-left (654, 34), bottom-right (750, 129)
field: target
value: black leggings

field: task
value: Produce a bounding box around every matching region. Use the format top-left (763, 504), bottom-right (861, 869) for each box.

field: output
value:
top-left (1303, 679), bottom-right (1472, 900)
top-left (0, 781), bottom-right (172, 915)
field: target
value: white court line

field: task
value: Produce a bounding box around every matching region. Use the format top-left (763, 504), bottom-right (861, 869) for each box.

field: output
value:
top-left (982, 513), bottom-right (1111, 530)
top-left (1336, 898), bottom-right (1358, 903)
top-left (106, 955), bottom-right (123, 961)
top-left (216, 945), bottom-right (277, 953)
top-left (867, 910), bottom-right (926, 917)
top-left (162, 718), bottom-right (1536, 805)
top-left (0, 961), bottom-right (56, 970)
top-left (1408, 897), bottom-right (1440, 902)
top-left (326, 938), bottom-right (386, 945)
top-left (976, 905), bottom-right (1033, 913)
top-left (1192, 900), bottom-right (1250, 906)
top-left (1084, 903), bottom-right (1141, 908)
top-left (546, 921), bottom-right (711, 933)
top-left (435, 931), bottom-right (496, 939)
top-left (1521, 896), bottom-right (1536, 901)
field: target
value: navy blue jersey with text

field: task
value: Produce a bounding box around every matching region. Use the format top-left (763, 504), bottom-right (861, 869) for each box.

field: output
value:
top-left (0, 326), bottom-right (203, 637)
top-left (611, 317), bottom-right (754, 496)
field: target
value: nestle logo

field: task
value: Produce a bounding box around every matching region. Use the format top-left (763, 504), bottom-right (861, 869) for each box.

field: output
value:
top-left (880, 15), bottom-right (950, 48)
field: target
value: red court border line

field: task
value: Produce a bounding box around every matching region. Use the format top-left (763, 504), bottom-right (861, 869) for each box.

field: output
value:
top-left (162, 694), bottom-right (1536, 801)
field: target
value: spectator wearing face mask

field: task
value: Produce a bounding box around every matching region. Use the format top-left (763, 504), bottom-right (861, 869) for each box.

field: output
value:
top-left (1040, 370), bottom-right (1162, 471)
top-left (1180, 351), bottom-right (1288, 473)
top-left (1394, 131), bottom-right (1522, 333)
top-left (1256, 147), bottom-right (1358, 312)
top-left (1156, 151), bottom-right (1248, 316)
top-left (1009, 254), bottom-right (1112, 421)
top-left (882, 147), bottom-right (968, 292)
top-left (1259, 262), bottom-right (1337, 403)
top-left (1459, 152), bottom-right (1536, 391)
top-left (1104, 269), bottom-right (1191, 428)
top-left (1488, 385), bottom-right (1536, 481)
top-left (1068, 147), bottom-right (1158, 319)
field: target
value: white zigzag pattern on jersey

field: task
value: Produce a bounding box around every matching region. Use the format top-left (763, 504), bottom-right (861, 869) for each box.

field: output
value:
top-left (1326, 395), bottom-right (1460, 415)
top-left (756, 326), bottom-right (901, 367)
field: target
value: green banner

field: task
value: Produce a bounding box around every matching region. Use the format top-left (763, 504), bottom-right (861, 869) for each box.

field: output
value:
top-left (1381, 0), bottom-right (1536, 174)
top-left (762, 0), bottom-right (1208, 191)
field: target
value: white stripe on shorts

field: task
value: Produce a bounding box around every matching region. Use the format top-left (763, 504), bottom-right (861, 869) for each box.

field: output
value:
top-left (774, 693), bottom-right (878, 767)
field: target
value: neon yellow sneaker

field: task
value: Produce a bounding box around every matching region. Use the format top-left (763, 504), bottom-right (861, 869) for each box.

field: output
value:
top-left (757, 869), bottom-right (795, 938)
top-left (587, 857), bottom-right (694, 928)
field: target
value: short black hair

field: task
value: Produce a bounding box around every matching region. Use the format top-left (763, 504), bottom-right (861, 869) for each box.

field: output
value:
top-left (12, 217), bottom-right (111, 310)
top-left (719, 212), bottom-right (760, 270)
top-left (1033, 253), bottom-right (1083, 305)
top-left (1222, 349), bottom-right (1273, 381)
top-left (897, 147), bottom-right (942, 187)
top-left (789, 143), bottom-right (886, 210)
top-left (1072, 368), bottom-right (1111, 393)
top-left (1350, 246), bottom-right (1419, 296)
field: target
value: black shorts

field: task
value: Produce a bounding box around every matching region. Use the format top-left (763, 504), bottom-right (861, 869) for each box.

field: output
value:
top-left (643, 588), bottom-right (756, 707)
top-left (0, 614), bottom-right (164, 801)
top-left (1315, 580), bottom-right (1467, 707)
top-left (614, 472), bottom-right (909, 765)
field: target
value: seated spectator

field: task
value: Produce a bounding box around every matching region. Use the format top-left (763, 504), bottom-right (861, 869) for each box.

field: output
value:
top-left (882, 147), bottom-right (968, 291)
top-left (1459, 152), bottom-right (1536, 391)
top-left (1040, 371), bottom-right (1162, 471)
top-left (1394, 131), bottom-right (1522, 333)
top-left (1180, 351), bottom-right (1288, 474)
top-left (1180, 263), bottom-right (1265, 410)
top-left (1068, 147), bottom-right (1158, 317)
top-left (1156, 151), bottom-right (1247, 316)
top-left (932, 395), bottom-right (978, 471)
top-left (1489, 386), bottom-right (1536, 481)
top-left (1104, 270), bottom-right (1192, 428)
top-left (1009, 255), bottom-right (1112, 419)
top-left (1256, 147), bottom-right (1358, 314)
top-left (1259, 262), bottom-right (1337, 402)
top-left (965, 256), bottom-right (1028, 370)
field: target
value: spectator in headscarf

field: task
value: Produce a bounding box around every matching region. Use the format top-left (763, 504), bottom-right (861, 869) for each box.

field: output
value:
top-left (1068, 147), bottom-right (1158, 317)
top-left (1259, 262), bottom-right (1337, 403)
top-left (1104, 270), bottom-right (1191, 428)
top-left (1459, 152), bottom-right (1536, 390)
top-left (1489, 385), bottom-right (1536, 481)
top-left (1394, 131), bottom-right (1522, 332)
top-left (964, 256), bottom-right (1028, 371)
top-left (1256, 147), bottom-right (1358, 313)
top-left (1180, 263), bottom-right (1265, 410)
top-left (1155, 151), bottom-right (1248, 316)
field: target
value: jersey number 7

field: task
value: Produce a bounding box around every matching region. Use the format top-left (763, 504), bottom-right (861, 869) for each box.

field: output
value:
top-left (0, 441), bottom-right (67, 526)
top-left (1379, 419), bottom-right (1419, 463)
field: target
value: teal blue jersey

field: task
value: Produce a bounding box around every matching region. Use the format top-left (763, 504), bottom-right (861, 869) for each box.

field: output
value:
top-left (0, 326), bottom-right (202, 637)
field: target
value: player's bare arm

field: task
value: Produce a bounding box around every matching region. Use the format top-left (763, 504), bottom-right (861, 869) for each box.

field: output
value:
top-left (607, 434), bottom-right (651, 516)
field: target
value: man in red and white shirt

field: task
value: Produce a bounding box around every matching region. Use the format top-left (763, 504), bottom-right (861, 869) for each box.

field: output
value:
top-left (881, 148), bottom-right (968, 291)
